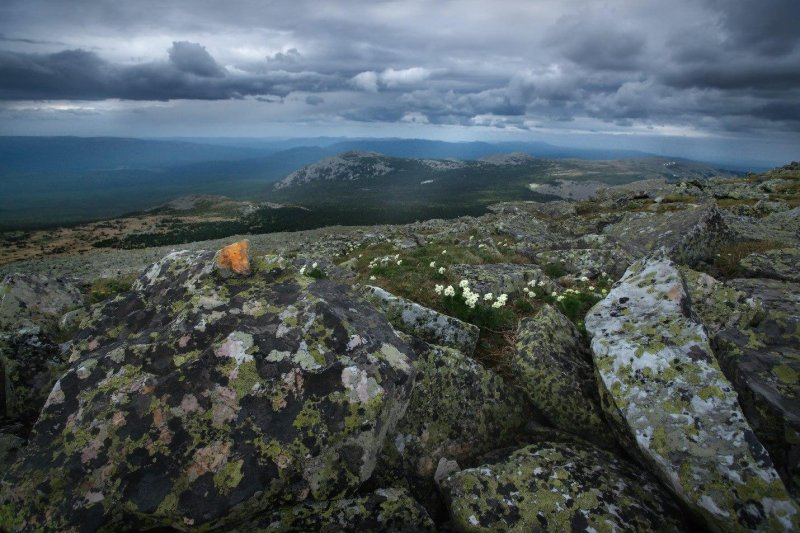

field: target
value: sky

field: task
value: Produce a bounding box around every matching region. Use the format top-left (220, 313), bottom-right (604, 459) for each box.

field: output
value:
top-left (0, 0), bottom-right (798, 167)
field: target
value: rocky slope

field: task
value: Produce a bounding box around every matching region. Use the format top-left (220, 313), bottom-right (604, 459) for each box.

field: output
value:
top-left (1, 162), bottom-right (799, 531)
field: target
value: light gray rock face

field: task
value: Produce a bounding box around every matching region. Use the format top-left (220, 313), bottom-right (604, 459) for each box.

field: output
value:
top-left (585, 256), bottom-right (799, 531)
top-left (723, 208), bottom-right (800, 248)
top-left (363, 286), bottom-right (479, 356)
top-left (511, 305), bottom-right (614, 449)
top-left (0, 273), bottom-right (82, 331)
top-left (450, 263), bottom-right (558, 298)
top-left (739, 248), bottom-right (800, 282)
top-left (440, 438), bottom-right (686, 532)
top-left (602, 207), bottom-right (731, 266)
top-left (533, 247), bottom-right (633, 279)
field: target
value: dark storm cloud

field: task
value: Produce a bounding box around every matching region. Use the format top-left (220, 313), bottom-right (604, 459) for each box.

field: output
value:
top-left (168, 41), bottom-right (225, 77)
top-left (0, 0), bottom-right (799, 139)
top-left (0, 45), bottom-right (344, 100)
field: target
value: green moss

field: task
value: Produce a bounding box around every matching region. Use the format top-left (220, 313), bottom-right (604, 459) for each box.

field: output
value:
top-left (774, 364), bottom-right (798, 385)
top-left (213, 459), bottom-right (244, 495)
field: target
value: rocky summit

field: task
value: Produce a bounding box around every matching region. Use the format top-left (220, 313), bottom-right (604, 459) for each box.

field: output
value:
top-left (1, 163), bottom-right (800, 531)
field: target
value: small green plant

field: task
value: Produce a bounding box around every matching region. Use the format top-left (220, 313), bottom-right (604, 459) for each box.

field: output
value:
top-left (87, 274), bottom-right (136, 304)
top-left (544, 262), bottom-right (566, 278)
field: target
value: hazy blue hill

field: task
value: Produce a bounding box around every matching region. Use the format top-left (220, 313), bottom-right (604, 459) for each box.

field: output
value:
top-left (0, 136), bottom-right (264, 174)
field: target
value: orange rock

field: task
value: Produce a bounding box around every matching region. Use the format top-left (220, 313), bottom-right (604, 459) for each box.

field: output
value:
top-left (216, 240), bottom-right (251, 276)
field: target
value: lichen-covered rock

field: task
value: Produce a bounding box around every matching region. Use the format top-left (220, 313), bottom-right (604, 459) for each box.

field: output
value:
top-left (440, 439), bottom-right (686, 532)
top-left (739, 248), bottom-right (800, 282)
top-left (0, 432), bottom-right (24, 470)
top-left (233, 487), bottom-right (435, 532)
top-left (680, 268), bottom-right (764, 335)
top-left (0, 327), bottom-right (66, 426)
top-left (0, 249), bottom-right (417, 531)
top-left (723, 210), bottom-right (800, 248)
top-left (511, 305), bottom-right (614, 448)
top-left (363, 285), bottom-right (479, 355)
top-left (603, 206), bottom-right (732, 266)
top-left (585, 255), bottom-right (799, 531)
top-left (533, 247), bottom-right (632, 279)
top-left (0, 273), bottom-right (83, 331)
top-left (449, 263), bottom-right (558, 298)
top-left (711, 277), bottom-right (800, 497)
top-left (372, 338), bottom-right (532, 514)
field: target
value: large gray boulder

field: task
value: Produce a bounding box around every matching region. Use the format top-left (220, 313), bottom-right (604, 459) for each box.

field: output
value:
top-left (0, 273), bottom-right (83, 429)
top-left (372, 338), bottom-right (532, 512)
top-left (0, 250), bottom-right (417, 531)
top-left (709, 276), bottom-right (800, 497)
top-left (585, 255), bottom-right (799, 531)
top-left (739, 248), bottom-right (800, 282)
top-left (449, 263), bottom-right (558, 298)
top-left (533, 247), bottom-right (632, 279)
top-left (363, 285), bottom-right (479, 355)
top-left (511, 305), bottom-right (614, 448)
top-left (440, 437), bottom-right (686, 532)
top-left (602, 206), bottom-right (732, 266)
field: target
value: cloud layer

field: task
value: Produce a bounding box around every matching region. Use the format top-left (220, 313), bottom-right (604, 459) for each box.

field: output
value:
top-left (0, 0), bottom-right (798, 150)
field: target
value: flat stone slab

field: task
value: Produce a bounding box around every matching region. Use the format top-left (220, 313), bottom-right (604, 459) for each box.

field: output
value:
top-left (739, 248), bottom-right (800, 282)
top-left (586, 256), bottom-right (799, 531)
top-left (363, 286), bottom-right (479, 356)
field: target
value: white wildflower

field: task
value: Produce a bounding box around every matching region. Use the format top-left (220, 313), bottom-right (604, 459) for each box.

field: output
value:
top-left (312, 262), bottom-right (318, 269)
top-left (522, 288), bottom-right (529, 293)
top-left (556, 295), bottom-right (565, 302)
top-left (496, 294), bottom-right (508, 305)
top-left (589, 285), bottom-right (595, 291)
top-left (299, 265), bottom-right (307, 275)
top-left (484, 293), bottom-right (494, 301)
top-left (551, 291), bottom-right (557, 297)
top-left (444, 285), bottom-right (455, 297)
top-left (469, 235), bottom-right (474, 240)
top-left (438, 266), bottom-right (446, 275)
top-left (434, 284), bottom-right (444, 295)
top-left (579, 275), bottom-right (589, 282)
top-left (369, 275), bottom-right (376, 281)
top-left (537, 280), bottom-right (545, 287)
top-left (397, 260), bottom-right (402, 265)
top-left (491, 301), bottom-right (503, 308)
top-left (429, 261), bottom-right (436, 268)
top-left (442, 249), bottom-right (447, 255)
top-left (459, 279), bottom-right (470, 289)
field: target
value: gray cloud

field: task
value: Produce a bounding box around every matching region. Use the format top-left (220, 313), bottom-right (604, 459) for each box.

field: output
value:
top-left (0, 0), bottom-right (798, 151)
top-left (168, 41), bottom-right (225, 77)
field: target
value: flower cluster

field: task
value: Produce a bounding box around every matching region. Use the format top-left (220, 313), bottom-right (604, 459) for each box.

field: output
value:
top-left (437, 278), bottom-right (507, 310)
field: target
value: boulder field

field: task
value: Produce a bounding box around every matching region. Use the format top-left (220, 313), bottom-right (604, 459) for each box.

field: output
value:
top-left (2, 163), bottom-right (800, 531)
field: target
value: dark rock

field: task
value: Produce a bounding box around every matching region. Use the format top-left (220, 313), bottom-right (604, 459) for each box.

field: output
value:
top-left (0, 251), bottom-right (417, 531)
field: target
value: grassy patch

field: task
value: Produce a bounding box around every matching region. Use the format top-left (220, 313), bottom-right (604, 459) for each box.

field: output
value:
top-left (86, 274), bottom-right (137, 304)
top-left (712, 240), bottom-right (786, 278)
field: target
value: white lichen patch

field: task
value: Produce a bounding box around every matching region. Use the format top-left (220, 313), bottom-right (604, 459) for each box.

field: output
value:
top-left (341, 366), bottom-right (384, 404)
top-left (215, 331), bottom-right (255, 367)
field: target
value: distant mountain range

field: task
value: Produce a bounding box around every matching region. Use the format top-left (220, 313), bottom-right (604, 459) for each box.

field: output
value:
top-left (0, 136), bottom-right (740, 228)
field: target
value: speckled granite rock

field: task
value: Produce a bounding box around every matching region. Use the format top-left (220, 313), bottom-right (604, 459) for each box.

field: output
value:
top-left (739, 248), bottom-right (800, 283)
top-left (233, 487), bottom-right (435, 532)
top-left (586, 255), bottom-right (799, 531)
top-left (602, 206), bottom-right (732, 266)
top-left (363, 285), bottom-right (479, 355)
top-left (372, 338), bottom-right (532, 515)
top-left (511, 305), bottom-right (614, 449)
top-left (449, 263), bottom-right (558, 298)
top-left (0, 250), bottom-right (417, 531)
top-left (440, 439), bottom-right (686, 532)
